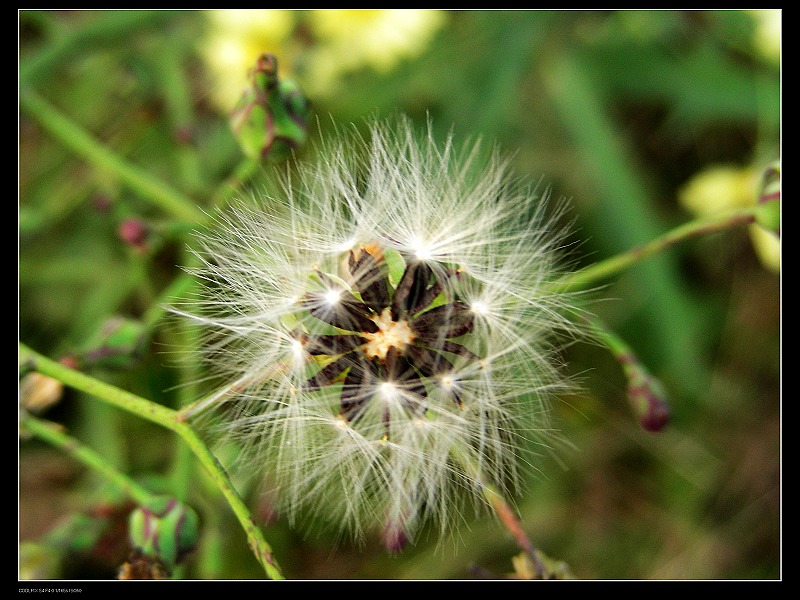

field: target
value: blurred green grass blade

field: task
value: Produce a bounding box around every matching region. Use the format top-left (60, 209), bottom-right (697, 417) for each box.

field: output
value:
top-left (20, 90), bottom-right (204, 223)
top-left (20, 10), bottom-right (182, 86)
top-left (437, 11), bottom-right (554, 139)
top-left (544, 53), bottom-right (708, 401)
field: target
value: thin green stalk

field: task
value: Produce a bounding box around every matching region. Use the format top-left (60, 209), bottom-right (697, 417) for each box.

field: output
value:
top-left (584, 313), bottom-right (631, 358)
top-left (551, 205), bottom-right (761, 293)
top-left (20, 90), bottom-right (204, 223)
top-left (582, 313), bottom-right (671, 433)
top-left (21, 414), bottom-right (156, 507)
top-left (19, 343), bottom-right (284, 580)
top-left (449, 445), bottom-right (555, 578)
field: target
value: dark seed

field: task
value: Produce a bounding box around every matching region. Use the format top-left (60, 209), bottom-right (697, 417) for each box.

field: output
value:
top-left (411, 301), bottom-right (474, 339)
top-left (408, 278), bottom-right (442, 315)
top-left (391, 262), bottom-right (432, 320)
top-left (437, 340), bottom-right (480, 361)
top-left (348, 249), bottom-right (390, 313)
top-left (407, 345), bottom-right (453, 376)
top-left (408, 268), bottom-right (460, 315)
top-left (381, 348), bottom-right (427, 416)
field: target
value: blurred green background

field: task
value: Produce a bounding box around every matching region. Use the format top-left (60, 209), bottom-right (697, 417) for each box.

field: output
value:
top-left (19, 10), bottom-right (780, 580)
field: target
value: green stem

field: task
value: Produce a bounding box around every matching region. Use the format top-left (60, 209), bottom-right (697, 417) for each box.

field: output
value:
top-left (552, 206), bottom-right (760, 293)
top-left (21, 414), bottom-right (156, 507)
top-left (583, 313), bottom-right (630, 358)
top-left (589, 313), bottom-right (672, 432)
top-left (19, 343), bottom-right (285, 580)
top-left (20, 90), bottom-right (204, 223)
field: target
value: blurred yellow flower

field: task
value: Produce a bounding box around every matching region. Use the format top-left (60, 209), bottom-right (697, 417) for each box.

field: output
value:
top-left (303, 10), bottom-right (446, 97)
top-left (202, 10), bottom-right (297, 110)
top-left (208, 9), bottom-right (294, 40)
top-left (201, 9), bottom-right (447, 109)
top-left (679, 165), bottom-right (779, 272)
top-left (748, 9), bottom-right (781, 64)
top-left (310, 9), bottom-right (445, 69)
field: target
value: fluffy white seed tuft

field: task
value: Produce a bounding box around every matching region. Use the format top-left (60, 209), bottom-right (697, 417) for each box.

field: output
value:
top-left (178, 116), bottom-right (582, 547)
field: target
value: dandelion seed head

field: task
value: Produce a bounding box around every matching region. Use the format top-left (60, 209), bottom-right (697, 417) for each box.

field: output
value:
top-left (181, 116), bottom-right (581, 548)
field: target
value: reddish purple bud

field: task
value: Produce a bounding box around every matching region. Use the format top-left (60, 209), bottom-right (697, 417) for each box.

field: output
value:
top-left (620, 354), bottom-right (670, 433)
top-left (630, 383), bottom-right (671, 432)
top-left (381, 520), bottom-right (409, 554)
top-left (757, 163), bottom-right (780, 206)
top-left (118, 219), bottom-right (150, 251)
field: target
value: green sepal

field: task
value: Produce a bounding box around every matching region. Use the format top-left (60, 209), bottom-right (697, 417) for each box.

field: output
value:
top-left (230, 53), bottom-right (311, 162)
top-left (75, 316), bottom-right (149, 371)
top-left (128, 496), bottom-right (200, 569)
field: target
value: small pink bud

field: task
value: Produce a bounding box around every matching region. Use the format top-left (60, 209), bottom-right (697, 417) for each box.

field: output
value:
top-left (118, 218), bottom-right (150, 251)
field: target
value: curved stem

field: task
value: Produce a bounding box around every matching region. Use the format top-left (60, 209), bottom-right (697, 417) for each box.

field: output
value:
top-left (19, 90), bottom-right (204, 223)
top-left (18, 343), bottom-right (284, 580)
top-left (551, 206), bottom-right (761, 293)
top-left (21, 414), bottom-right (157, 507)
